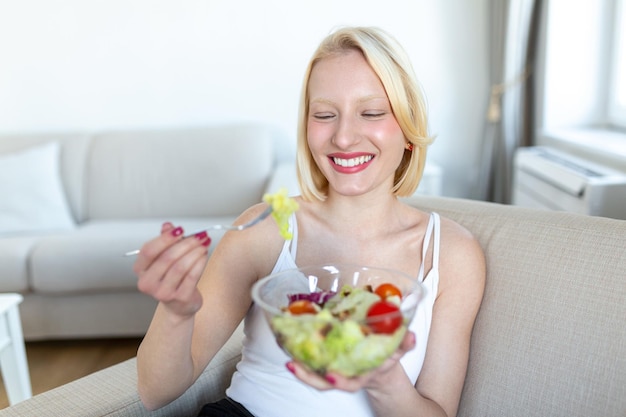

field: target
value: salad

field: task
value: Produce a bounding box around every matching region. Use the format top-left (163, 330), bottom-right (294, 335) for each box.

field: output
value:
top-left (263, 187), bottom-right (299, 240)
top-left (271, 282), bottom-right (409, 377)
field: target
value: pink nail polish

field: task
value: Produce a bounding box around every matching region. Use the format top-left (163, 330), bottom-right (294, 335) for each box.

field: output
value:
top-left (201, 236), bottom-right (212, 247)
top-left (171, 226), bottom-right (184, 237)
top-left (325, 375), bottom-right (336, 385)
top-left (194, 231), bottom-right (208, 240)
top-left (286, 362), bottom-right (296, 374)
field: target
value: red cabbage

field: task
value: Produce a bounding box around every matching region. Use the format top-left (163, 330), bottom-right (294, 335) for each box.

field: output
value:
top-left (288, 291), bottom-right (336, 306)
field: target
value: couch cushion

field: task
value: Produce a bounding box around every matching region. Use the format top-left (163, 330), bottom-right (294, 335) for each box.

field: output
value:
top-left (29, 218), bottom-right (233, 294)
top-left (409, 196), bottom-right (626, 417)
top-left (0, 142), bottom-right (76, 235)
top-left (85, 125), bottom-right (276, 220)
top-left (0, 132), bottom-right (93, 223)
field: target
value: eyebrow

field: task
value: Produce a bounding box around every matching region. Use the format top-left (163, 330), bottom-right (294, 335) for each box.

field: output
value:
top-left (309, 95), bottom-right (388, 106)
top-left (358, 95), bottom-right (388, 103)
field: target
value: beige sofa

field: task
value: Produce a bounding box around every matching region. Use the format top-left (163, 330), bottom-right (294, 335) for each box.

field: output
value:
top-left (0, 124), bottom-right (296, 340)
top-left (2, 195), bottom-right (624, 417)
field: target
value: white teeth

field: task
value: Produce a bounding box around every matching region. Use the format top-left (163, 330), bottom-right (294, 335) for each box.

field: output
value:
top-left (332, 155), bottom-right (373, 167)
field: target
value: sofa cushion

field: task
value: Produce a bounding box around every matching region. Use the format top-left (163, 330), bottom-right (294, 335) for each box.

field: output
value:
top-left (0, 133), bottom-right (93, 223)
top-left (411, 196), bottom-right (626, 417)
top-left (29, 217), bottom-right (233, 294)
top-left (85, 125), bottom-right (276, 220)
top-left (0, 142), bottom-right (75, 234)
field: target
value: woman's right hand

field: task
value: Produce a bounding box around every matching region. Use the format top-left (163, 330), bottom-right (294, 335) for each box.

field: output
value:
top-left (134, 222), bottom-right (212, 318)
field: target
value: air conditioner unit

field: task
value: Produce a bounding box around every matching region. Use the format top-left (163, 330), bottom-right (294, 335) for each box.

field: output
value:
top-left (512, 146), bottom-right (626, 219)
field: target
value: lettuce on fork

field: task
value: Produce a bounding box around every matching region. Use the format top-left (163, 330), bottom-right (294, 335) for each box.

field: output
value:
top-left (263, 187), bottom-right (299, 240)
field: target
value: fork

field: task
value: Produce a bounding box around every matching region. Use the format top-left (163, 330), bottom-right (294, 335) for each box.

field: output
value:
top-left (124, 206), bottom-right (273, 256)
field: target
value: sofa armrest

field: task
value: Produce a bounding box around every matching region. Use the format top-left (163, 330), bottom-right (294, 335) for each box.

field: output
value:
top-left (264, 162), bottom-right (300, 196)
top-left (0, 326), bottom-right (244, 417)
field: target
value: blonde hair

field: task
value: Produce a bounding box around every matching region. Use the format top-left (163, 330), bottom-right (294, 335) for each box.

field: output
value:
top-left (296, 26), bottom-right (434, 201)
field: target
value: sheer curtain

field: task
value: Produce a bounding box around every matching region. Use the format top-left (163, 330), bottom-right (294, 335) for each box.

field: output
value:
top-left (476, 0), bottom-right (543, 203)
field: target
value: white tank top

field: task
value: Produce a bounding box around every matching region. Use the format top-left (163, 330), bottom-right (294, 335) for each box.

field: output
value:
top-left (226, 212), bottom-right (441, 417)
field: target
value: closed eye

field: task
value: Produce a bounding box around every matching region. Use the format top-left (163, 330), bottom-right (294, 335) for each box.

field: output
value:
top-left (363, 111), bottom-right (386, 118)
top-left (312, 113), bottom-right (335, 120)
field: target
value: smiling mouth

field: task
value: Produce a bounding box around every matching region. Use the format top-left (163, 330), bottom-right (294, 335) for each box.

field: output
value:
top-left (331, 155), bottom-right (374, 167)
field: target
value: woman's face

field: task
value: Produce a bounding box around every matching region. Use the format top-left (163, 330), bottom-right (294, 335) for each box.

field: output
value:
top-left (306, 50), bottom-right (405, 198)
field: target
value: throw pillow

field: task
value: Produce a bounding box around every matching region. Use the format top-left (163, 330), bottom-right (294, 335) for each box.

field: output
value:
top-left (0, 141), bottom-right (76, 235)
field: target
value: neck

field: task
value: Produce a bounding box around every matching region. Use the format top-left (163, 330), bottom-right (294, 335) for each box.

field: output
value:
top-left (320, 192), bottom-right (405, 237)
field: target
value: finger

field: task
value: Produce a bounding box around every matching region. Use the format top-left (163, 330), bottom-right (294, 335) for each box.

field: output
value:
top-left (286, 362), bottom-right (334, 391)
top-left (161, 222), bottom-right (175, 234)
top-left (324, 372), bottom-right (362, 392)
top-left (394, 331), bottom-right (416, 354)
top-left (169, 253), bottom-right (209, 314)
top-left (136, 232), bottom-right (204, 296)
top-left (133, 225), bottom-right (185, 274)
top-left (149, 241), bottom-right (208, 299)
top-left (172, 247), bottom-right (210, 300)
top-left (322, 366), bottom-right (386, 393)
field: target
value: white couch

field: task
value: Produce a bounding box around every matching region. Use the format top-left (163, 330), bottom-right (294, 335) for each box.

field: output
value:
top-left (0, 123), bottom-right (296, 340)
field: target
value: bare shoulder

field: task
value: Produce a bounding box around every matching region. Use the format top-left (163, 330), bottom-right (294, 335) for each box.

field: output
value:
top-left (210, 201), bottom-right (291, 277)
top-left (438, 215), bottom-right (483, 258)
top-left (437, 215), bottom-right (486, 295)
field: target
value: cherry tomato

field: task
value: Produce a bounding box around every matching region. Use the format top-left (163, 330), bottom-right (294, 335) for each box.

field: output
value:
top-left (374, 283), bottom-right (402, 300)
top-left (366, 301), bottom-right (402, 334)
top-left (287, 299), bottom-right (318, 315)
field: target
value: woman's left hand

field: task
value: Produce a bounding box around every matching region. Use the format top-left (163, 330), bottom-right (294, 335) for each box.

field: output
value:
top-left (285, 331), bottom-right (416, 392)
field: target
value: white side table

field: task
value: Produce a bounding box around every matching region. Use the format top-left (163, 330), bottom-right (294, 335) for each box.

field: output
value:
top-left (0, 293), bottom-right (32, 405)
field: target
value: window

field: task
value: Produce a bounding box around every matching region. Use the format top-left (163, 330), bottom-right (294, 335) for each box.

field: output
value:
top-left (608, 0), bottom-right (626, 128)
top-left (538, 0), bottom-right (626, 167)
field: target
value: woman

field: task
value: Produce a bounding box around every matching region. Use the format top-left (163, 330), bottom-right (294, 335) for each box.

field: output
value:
top-left (134, 26), bottom-right (485, 417)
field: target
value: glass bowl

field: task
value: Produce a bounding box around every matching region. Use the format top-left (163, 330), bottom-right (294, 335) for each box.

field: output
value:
top-left (251, 264), bottom-right (425, 377)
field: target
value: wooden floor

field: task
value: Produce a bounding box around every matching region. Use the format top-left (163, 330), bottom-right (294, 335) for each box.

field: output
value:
top-left (0, 337), bottom-right (142, 410)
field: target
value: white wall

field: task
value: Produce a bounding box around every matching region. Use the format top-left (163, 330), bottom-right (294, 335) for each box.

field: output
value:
top-left (0, 0), bottom-right (488, 198)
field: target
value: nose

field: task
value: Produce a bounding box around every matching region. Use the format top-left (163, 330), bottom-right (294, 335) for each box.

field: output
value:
top-left (332, 115), bottom-right (360, 149)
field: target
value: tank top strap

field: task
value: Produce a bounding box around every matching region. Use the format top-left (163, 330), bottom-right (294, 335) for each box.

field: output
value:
top-left (288, 212), bottom-right (298, 257)
top-left (417, 212), bottom-right (441, 282)
top-left (277, 213), bottom-right (298, 257)
top-left (270, 213), bottom-right (299, 274)
top-left (431, 212), bottom-right (441, 268)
